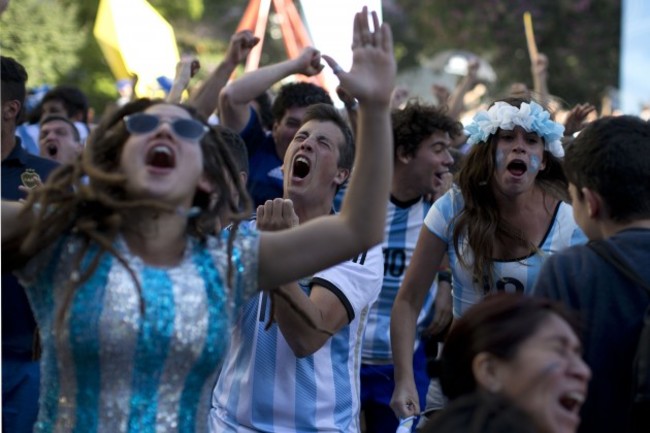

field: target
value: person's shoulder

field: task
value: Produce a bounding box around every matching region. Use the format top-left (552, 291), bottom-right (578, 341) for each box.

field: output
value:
top-left (555, 200), bottom-right (578, 220)
top-left (24, 152), bottom-right (58, 172)
top-left (545, 242), bottom-right (592, 267)
top-left (2, 143), bottom-right (58, 177)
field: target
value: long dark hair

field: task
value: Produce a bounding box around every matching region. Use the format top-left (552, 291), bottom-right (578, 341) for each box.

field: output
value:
top-left (452, 97), bottom-right (568, 289)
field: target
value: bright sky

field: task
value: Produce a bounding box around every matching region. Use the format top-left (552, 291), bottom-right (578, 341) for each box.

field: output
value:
top-left (300, 0), bottom-right (383, 105)
top-left (620, 0), bottom-right (650, 114)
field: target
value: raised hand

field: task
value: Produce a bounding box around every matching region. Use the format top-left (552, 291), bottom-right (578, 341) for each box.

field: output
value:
top-left (532, 52), bottom-right (549, 78)
top-left (391, 86), bottom-right (410, 110)
top-left (167, 57), bottom-right (200, 103)
top-left (256, 198), bottom-right (299, 232)
top-left (466, 57), bottom-right (480, 84)
top-left (323, 7), bottom-right (396, 106)
top-left (225, 30), bottom-right (260, 66)
top-left (432, 84), bottom-right (451, 107)
top-left (563, 103), bottom-right (596, 136)
top-left (294, 47), bottom-right (325, 77)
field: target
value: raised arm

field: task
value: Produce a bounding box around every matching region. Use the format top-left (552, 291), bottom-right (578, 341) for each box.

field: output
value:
top-left (390, 226), bottom-right (447, 418)
top-left (166, 58), bottom-right (200, 104)
top-left (447, 58), bottom-right (479, 120)
top-left (189, 30), bottom-right (260, 119)
top-left (218, 46), bottom-right (324, 132)
top-left (256, 7), bottom-right (395, 290)
top-left (274, 281), bottom-right (350, 357)
top-left (531, 53), bottom-right (549, 108)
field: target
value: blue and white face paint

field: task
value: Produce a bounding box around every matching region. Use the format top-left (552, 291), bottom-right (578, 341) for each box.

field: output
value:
top-left (495, 148), bottom-right (507, 170)
top-left (529, 154), bottom-right (542, 173)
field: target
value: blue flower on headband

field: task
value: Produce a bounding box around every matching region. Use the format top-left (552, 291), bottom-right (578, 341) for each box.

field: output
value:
top-left (464, 101), bottom-right (565, 157)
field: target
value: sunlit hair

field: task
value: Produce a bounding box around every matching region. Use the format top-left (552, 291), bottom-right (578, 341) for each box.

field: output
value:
top-left (19, 98), bottom-right (251, 328)
top-left (437, 293), bottom-right (580, 400)
top-left (452, 97), bottom-right (568, 289)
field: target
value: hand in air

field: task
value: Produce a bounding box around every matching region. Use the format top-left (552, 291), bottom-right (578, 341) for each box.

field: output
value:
top-left (294, 47), bottom-right (325, 77)
top-left (323, 7), bottom-right (396, 106)
top-left (225, 30), bottom-right (260, 65)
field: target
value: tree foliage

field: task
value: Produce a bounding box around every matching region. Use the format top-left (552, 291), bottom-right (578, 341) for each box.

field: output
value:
top-left (1, 0), bottom-right (86, 86)
top-left (149, 0), bottom-right (205, 22)
top-left (1, 0), bottom-right (621, 117)
top-left (384, 0), bottom-right (620, 107)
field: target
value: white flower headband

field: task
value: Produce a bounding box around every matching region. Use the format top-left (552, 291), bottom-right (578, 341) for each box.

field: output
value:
top-left (464, 101), bottom-right (565, 158)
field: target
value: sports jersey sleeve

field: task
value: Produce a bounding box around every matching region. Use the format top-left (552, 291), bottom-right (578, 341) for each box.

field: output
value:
top-left (310, 244), bottom-right (383, 323)
top-left (423, 187), bottom-right (463, 243)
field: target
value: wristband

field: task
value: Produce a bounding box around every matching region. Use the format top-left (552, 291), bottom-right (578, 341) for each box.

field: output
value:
top-left (437, 270), bottom-right (452, 284)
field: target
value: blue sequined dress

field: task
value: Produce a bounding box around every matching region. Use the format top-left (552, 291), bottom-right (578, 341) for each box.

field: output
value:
top-left (17, 230), bottom-right (259, 433)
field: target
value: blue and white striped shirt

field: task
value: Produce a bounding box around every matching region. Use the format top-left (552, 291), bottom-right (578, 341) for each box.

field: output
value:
top-left (362, 197), bottom-right (437, 362)
top-left (425, 186), bottom-right (587, 317)
top-left (210, 245), bottom-right (383, 433)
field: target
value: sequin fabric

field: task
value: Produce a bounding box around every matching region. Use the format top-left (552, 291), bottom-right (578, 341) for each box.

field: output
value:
top-left (17, 229), bottom-right (260, 433)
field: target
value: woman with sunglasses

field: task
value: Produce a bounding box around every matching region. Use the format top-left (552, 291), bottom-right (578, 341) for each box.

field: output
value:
top-left (1, 8), bottom-right (395, 433)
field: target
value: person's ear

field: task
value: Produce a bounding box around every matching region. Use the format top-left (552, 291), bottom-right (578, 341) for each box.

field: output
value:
top-left (396, 146), bottom-right (412, 165)
top-left (239, 171), bottom-right (248, 186)
top-left (582, 187), bottom-right (602, 218)
top-left (197, 173), bottom-right (214, 194)
top-left (334, 167), bottom-right (350, 186)
top-left (2, 100), bottom-right (21, 121)
top-left (472, 352), bottom-right (504, 393)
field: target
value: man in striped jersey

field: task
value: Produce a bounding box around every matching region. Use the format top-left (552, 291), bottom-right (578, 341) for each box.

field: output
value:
top-left (360, 102), bottom-right (462, 433)
top-left (210, 102), bottom-right (384, 432)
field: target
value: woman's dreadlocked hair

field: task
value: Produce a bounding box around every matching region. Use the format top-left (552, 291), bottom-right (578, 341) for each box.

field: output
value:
top-left (19, 98), bottom-right (252, 330)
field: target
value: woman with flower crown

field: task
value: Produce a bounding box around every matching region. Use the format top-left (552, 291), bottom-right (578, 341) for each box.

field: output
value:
top-left (389, 97), bottom-right (588, 426)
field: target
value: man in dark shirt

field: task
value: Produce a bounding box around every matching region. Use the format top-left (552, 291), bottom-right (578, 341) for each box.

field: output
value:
top-left (534, 116), bottom-right (650, 433)
top-left (2, 55), bottom-right (58, 433)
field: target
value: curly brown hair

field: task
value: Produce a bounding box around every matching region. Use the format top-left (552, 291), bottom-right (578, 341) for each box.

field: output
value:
top-left (391, 101), bottom-right (463, 158)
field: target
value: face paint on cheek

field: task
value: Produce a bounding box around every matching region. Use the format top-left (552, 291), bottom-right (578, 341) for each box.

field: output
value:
top-left (495, 149), bottom-right (506, 170)
top-left (530, 155), bottom-right (542, 173)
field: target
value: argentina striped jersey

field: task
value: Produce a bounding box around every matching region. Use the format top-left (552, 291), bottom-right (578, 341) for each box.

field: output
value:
top-left (361, 196), bottom-right (437, 362)
top-left (424, 186), bottom-right (587, 317)
top-left (210, 244), bottom-right (383, 433)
